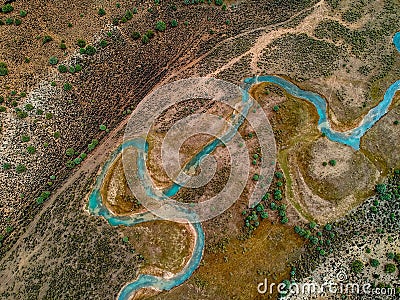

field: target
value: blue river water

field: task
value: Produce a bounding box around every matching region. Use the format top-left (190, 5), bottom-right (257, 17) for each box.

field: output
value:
top-left (88, 32), bottom-right (400, 299)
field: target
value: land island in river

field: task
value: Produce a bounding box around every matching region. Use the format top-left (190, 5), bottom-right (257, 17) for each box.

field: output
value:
top-left (0, 0), bottom-right (399, 299)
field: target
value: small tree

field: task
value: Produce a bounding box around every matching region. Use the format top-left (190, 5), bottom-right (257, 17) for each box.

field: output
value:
top-left (98, 8), bottom-right (106, 16)
top-left (350, 260), bottom-right (364, 274)
top-left (156, 21), bottom-right (166, 31)
top-left (49, 56), bottom-right (58, 65)
top-left (66, 148), bottom-right (75, 156)
top-left (370, 259), bottom-right (380, 268)
top-left (170, 19), bottom-right (178, 27)
top-left (384, 264), bottom-right (396, 274)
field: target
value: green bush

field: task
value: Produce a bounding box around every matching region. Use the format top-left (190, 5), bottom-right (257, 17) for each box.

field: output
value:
top-left (21, 135), bottom-right (30, 142)
top-left (77, 39), bottom-right (86, 48)
top-left (329, 159), bottom-right (337, 166)
top-left (98, 8), bottom-right (106, 16)
top-left (75, 64), bottom-right (82, 72)
top-left (146, 30), bottom-right (154, 38)
top-left (16, 164), bottom-right (27, 174)
top-left (5, 18), bottom-right (13, 25)
top-left (65, 148), bottom-right (75, 156)
top-left (85, 45), bottom-right (96, 55)
top-left (125, 10), bottom-right (133, 20)
top-left (63, 83), bottom-right (72, 91)
top-left (0, 62), bottom-right (8, 76)
top-left (66, 160), bottom-right (75, 169)
top-left (170, 19), bottom-right (178, 27)
top-left (215, 0), bottom-right (223, 6)
top-left (60, 43), bottom-right (67, 50)
top-left (350, 260), bottom-right (364, 274)
top-left (384, 264), bottom-right (396, 273)
top-left (27, 146), bottom-right (36, 154)
top-left (2, 163), bottom-right (11, 170)
top-left (42, 35), bottom-right (53, 45)
top-left (25, 103), bottom-right (34, 111)
top-left (99, 124), bottom-right (107, 131)
top-left (155, 21), bottom-right (166, 32)
top-left (131, 31), bottom-right (141, 40)
top-left (0, 106), bottom-right (6, 112)
top-left (49, 56), bottom-right (58, 65)
top-left (99, 40), bottom-right (107, 47)
top-left (14, 18), bottom-right (21, 26)
top-left (2, 4), bottom-right (14, 13)
top-left (142, 35), bottom-right (149, 44)
top-left (19, 10), bottom-right (27, 17)
top-left (58, 65), bottom-right (67, 73)
top-left (370, 259), bottom-right (380, 268)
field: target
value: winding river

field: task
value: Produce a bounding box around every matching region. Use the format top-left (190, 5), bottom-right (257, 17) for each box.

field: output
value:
top-left (88, 33), bottom-right (400, 299)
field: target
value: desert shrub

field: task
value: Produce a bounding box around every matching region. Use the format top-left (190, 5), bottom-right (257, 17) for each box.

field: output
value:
top-left (63, 83), bottom-right (72, 91)
top-left (53, 131), bottom-right (60, 138)
top-left (0, 62), bottom-right (8, 76)
top-left (58, 65), bottom-right (67, 73)
top-left (24, 103), bottom-right (34, 111)
top-left (75, 64), bottom-right (82, 72)
top-left (131, 31), bottom-right (141, 40)
top-left (146, 30), bottom-right (154, 38)
top-left (66, 160), bottom-right (75, 169)
top-left (27, 146), bottom-right (36, 154)
top-left (5, 18), bottom-right (12, 25)
top-left (16, 164), bottom-right (27, 174)
top-left (14, 18), bottom-right (21, 26)
top-left (85, 45), bottom-right (96, 55)
top-left (45, 112), bottom-right (53, 120)
top-left (350, 260), bottom-right (364, 274)
top-left (60, 43), bottom-right (67, 50)
top-left (69, 66), bottom-right (75, 73)
top-left (384, 264), bottom-right (396, 273)
top-left (155, 21), bottom-right (166, 32)
top-left (170, 19), bottom-right (178, 27)
top-left (342, 8), bottom-right (361, 23)
top-left (99, 40), bottom-right (107, 47)
top-left (142, 35), bottom-right (149, 44)
top-left (125, 10), bottom-right (133, 20)
top-left (215, 0), bottom-right (223, 6)
top-left (19, 10), bottom-right (27, 17)
top-left (42, 35), bottom-right (53, 45)
top-left (99, 124), bottom-right (107, 131)
top-left (370, 259), bottom-right (380, 267)
top-left (326, 0), bottom-right (340, 9)
top-left (98, 8), bottom-right (106, 16)
top-left (0, 106), bottom-right (6, 112)
top-left (21, 135), bottom-right (30, 142)
top-left (49, 56), bottom-right (58, 65)
top-left (65, 148), bottom-right (75, 156)
top-left (2, 163), bottom-right (11, 170)
top-left (16, 110), bottom-right (28, 119)
top-left (76, 39), bottom-right (86, 48)
top-left (2, 4), bottom-right (14, 13)
top-left (329, 159), bottom-right (337, 166)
